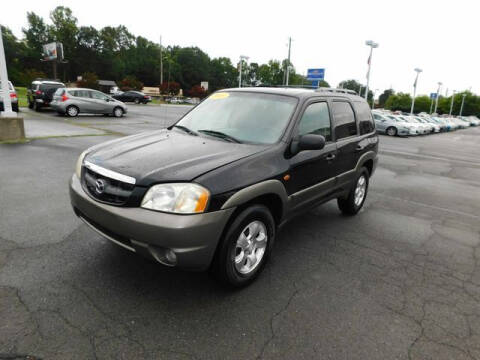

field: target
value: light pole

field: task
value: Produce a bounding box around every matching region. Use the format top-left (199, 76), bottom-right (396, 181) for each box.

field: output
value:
top-left (410, 68), bottom-right (422, 115)
top-left (285, 37), bottom-right (292, 86)
top-left (238, 55), bottom-right (249, 88)
top-left (372, 89), bottom-right (379, 109)
top-left (0, 26), bottom-right (15, 117)
top-left (434, 82), bottom-right (442, 114)
top-left (459, 93), bottom-right (467, 116)
top-left (364, 40), bottom-right (379, 100)
top-left (449, 90), bottom-right (455, 116)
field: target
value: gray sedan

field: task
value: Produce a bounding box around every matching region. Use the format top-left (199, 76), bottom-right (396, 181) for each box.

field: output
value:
top-left (51, 88), bottom-right (128, 117)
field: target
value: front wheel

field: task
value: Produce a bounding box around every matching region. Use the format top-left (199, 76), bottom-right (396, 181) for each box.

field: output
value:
top-left (211, 205), bottom-right (275, 288)
top-left (66, 105), bottom-right (79, 117)
top-left (113, 107), bottom-right (124, 118)
top-left (386, 126), bottom-right (397, 136)
top-left (338, 167), bottom-right (369, 216)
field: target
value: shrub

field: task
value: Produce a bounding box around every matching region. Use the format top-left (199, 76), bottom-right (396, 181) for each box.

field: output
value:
top-left (120, 75), bottom-right (143, 91)
top-left (76, 72), bottom-right (99, 89)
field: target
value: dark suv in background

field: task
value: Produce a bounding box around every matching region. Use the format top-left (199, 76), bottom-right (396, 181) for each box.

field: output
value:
top-left (70, 87), bottom-right (378, 287)
top-left (27, 79), bottom-right (65, 111)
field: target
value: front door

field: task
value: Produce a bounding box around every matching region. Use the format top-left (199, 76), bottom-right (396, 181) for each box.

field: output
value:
top-left (287, 100), bottom-right (339, 211)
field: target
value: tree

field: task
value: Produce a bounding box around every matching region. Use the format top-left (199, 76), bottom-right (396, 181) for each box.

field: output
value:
top-left (189, 85), bottom-right (207, 98)
top-left (384, 93), bottom-right (412, 112)
top-left (209, 57), bottom-right (237, 91)
top-left (160, 81), bottom-right (180, 95)
top-left (120, 75), bottom-right (143, 91)
top-left (174, 47), bottom-right (210, 90)
top-left (257, 60), bottom-right (283, 85)
top-left (379, 89), bottom-right (394, 108)
top-left (77, 72), bottom-right (99, 89)
top-left (412, 95), bottom-right (431, 113)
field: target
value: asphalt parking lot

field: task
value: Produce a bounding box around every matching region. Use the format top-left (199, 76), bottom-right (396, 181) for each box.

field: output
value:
top-left (1, 105), bottom-right (480, 360)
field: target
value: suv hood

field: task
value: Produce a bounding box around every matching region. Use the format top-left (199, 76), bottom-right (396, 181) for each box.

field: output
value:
top-left (84, 129), bottom-right (268, 186)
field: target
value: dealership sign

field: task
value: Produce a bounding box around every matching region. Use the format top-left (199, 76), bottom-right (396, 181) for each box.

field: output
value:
top-left (42, 42), bottom-right (64, 61)
top-left (307, 68), bottom-right (325, 81)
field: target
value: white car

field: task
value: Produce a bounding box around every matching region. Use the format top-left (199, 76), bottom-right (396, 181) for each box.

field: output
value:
top-left (397, 115), bottom-right (429, 134)
top-left (372, 111), bottom-right (417, 136)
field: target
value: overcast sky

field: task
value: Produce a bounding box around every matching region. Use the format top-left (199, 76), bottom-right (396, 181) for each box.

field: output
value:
top-left (2, 0), bottom-right (479, 96)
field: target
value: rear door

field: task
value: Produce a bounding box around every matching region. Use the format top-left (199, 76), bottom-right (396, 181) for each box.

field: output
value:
top-left (287, 100), bottom-right (339, 210)
top-left (331, 100), bottom-right (360, 175)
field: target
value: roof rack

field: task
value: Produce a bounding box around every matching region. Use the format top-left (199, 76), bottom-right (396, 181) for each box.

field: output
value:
top-left (314, 88), bottom-right (358, 95)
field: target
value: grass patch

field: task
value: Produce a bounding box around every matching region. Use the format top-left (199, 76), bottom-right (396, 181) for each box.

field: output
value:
top-left (0, 138), bottom-right (29, 144)
top-left (15, 86), bottom-right (28, 108)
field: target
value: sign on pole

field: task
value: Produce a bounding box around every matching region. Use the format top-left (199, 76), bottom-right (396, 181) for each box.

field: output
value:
top-left (430, 93), bottom-right (437, 100)
top-left (307, 68), bottom-right (325, 81)
top-left (42, 42), bottom-right (64, 62)
top-left (200, 81), bottom-right (209, 91)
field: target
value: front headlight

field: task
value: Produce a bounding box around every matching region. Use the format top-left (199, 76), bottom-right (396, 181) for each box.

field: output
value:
top-left (141, 183), bottom-right (210, 214)
top-left (75, 150), bottom-right (89, 178)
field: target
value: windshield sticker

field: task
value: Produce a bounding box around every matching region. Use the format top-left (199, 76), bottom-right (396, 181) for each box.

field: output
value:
top-left (210, 92), bottom-right (230, 100)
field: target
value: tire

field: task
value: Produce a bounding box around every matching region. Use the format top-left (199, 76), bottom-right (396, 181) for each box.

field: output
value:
top-left (134, 98), bottom-right (140, 104)
top-left (33, 101), bottom-right (40, 112)
top-left (113, 107), bottom-right (124, 118)
top-left (28, 99), bottom-right (33, 109)
top-left (66, 105), bottom-right (79, 117)
top-left (211, 205), bottom-right (275, 288)
top-left (386, 126), bottom-right (397, 136)
top-left (337, 167), bottom-right (370, 216)
top-left (12, 103), bottom-right (19, 112)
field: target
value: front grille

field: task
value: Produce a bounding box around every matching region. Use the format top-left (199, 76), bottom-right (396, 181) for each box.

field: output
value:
top-left (82, 167), bottom-right (135, 205)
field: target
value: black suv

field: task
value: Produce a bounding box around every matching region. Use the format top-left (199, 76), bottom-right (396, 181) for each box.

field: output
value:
top-left (27, 79), bottom-right (65, 111)
top-left (70, 87), bottom-right (378, 287)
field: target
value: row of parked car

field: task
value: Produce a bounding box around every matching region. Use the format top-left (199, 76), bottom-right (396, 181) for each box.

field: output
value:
top-left (373, 110), bottom-right (480, 136)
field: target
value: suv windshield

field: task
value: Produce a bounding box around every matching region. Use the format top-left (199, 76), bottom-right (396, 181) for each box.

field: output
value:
top-left (175, 92), bottom-right (298, 144)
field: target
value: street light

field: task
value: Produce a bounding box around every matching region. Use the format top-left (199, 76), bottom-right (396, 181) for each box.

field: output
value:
top-left (364, 40), bottom-right (379, 100)
top-left (410, 68), bottom-right (422, 115)
top-left (434, 82), bottom-right (442, 114)
top-left (238, 55), bottom-right (249, 88)
top-left (459, 93), bottom-right (467, 116)
top-left (449, 90), bottom-right (456, 116)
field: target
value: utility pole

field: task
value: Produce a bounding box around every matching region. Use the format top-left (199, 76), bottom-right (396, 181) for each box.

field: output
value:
top-left (159, 36), bottom-right (163, 86)
top-left (285, 37), bottom-right (292, 86)
top-left (434, 82), bottom-right (442, 114)
top-left (449, 90), bottom-right (455, 115)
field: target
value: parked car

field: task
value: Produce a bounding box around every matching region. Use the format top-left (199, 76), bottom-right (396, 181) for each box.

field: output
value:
top-left (414, 116), bottom-right (439, 133)
top-left (398, 115), bottom-right (429, 134)
top-left (70, 87), bottom-right (378, 287)
top-left (373, 111), bottom-right (416, 136)
top-left (0, 80), bottom-right (19, 112)
top-left (27, 79), bottom-right (65, 111)
top-left (168, 97), bottom-right (183, 104)
top-left (449, 117), bottom-right (469, 129)
top-left (51, 88), bottom-right (127, 117)
top-left (112, 91), bottom-right (151, 104)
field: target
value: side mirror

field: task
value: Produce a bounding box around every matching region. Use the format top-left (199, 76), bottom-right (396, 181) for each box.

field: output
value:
top-left (290, 134), bottom-right (326, 155)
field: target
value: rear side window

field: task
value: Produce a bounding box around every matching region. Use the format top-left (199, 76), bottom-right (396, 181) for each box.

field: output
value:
top-left (54, 88), bottom-right (65, 96)
top-left (69, 90), bottom-right (90, 98)
top-left (331, 101), bottom-right (357, 140)
top-left (354, 102), bottom-right (375, 134)
top-left (298, 102), bottom-right (331, 141)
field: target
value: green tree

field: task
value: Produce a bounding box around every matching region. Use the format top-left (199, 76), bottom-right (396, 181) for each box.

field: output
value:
top-left (338, 79), bottom-right (373, 100)
top-left (77, 72), bottom-right (99, 89)
top-left (412, 95), bottom-right (431, 113)
top-left (379, 89), bottom-right (394, 108)
top-left (209, 57), bottom-right (237, 91)
top-left (385, 93), bottom-right (412, 112)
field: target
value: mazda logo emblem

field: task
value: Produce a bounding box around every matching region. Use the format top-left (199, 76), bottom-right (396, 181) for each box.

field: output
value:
top-left (95, 179), bottom-right (106, 194)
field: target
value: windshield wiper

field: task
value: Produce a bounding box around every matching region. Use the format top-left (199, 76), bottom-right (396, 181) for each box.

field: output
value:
top-left (197, 129), bottom-right (242, 143)
top-left (172, 125), bottom-right (198, 136)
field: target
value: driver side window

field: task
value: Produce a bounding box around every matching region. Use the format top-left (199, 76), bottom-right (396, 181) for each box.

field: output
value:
top-left (298, 102), bottom-right (332, 141)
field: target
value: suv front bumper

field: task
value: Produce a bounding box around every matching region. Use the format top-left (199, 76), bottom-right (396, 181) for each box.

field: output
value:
top-left (69, 175), bottom-right (234, 270)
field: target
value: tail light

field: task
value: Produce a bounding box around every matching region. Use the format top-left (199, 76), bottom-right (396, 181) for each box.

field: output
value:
top-left (61, 94), bottom-right (69, 102)
top-left (35, 90), bottom-right (42, 95)
top-left (10, 93), bottom-right (17, 99)
top-left (144, 96), bottom-right (149, 99)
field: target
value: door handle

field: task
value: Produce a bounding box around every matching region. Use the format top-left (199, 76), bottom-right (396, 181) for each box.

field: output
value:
top-left (355, 145), bottom-right (365, 152)
top-left (325, 153), bottom-right (336, 161)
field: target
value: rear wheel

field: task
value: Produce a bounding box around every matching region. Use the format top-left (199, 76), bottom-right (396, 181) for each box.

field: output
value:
top-left (134, 98), bottom-right (140, 104)
top-left (211, 205), bottom-right (275, 288)
top-left (113, 107), bottom-right (124, 118)
top-left (28, 99), bottom-right (33, 109)
top-left (338, 167), bottom-right (369, 216)
top-left (33, 101), bottom-right (40, 112)
top-left (66, 105), bottom-right (79, 117)
top-left (386, 126), bottom-right (397, 136)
